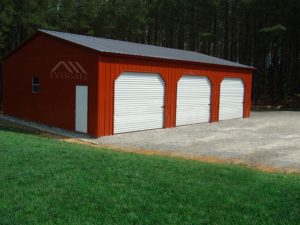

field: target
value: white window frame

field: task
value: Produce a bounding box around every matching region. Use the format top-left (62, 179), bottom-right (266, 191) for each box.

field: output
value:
top-left (32, 77), bottom-right (40, 93)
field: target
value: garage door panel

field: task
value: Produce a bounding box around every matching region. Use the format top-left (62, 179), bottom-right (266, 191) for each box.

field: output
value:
top-left (219, 78), bottom-right (244, 120)
top-left (177, 105), bottom-right (210, 110)
top-left (115, 117), bottom-right (164, 125)
top-left (115, 101), bottom-right (163, 106)
top-left (220, 99), bottom-right (244, 104)
top-left (177, 99), bottom-right (210, 105)
top-left (115, 112), bottom-right (164, 118)
top-left (115, 120), bottom-right (163, 133)
top-left (114, 72), bottom-right (164, 134)
top-left (177, 105), bottom-right (210, 109)
top-left (176, 76), bottom-right (211, 126)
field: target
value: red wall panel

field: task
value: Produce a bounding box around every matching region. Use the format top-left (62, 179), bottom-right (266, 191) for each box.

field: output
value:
top-left (98, 56), bottom-right (252, 137)
top-left (3, 34), bottom-right (99, 136)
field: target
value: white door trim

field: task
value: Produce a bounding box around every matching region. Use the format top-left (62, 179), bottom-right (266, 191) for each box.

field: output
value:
top-left (75, 85), bottom-right (88, 133)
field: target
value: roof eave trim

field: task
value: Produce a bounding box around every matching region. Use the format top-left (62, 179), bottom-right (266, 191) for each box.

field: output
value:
top-left (39, 30), bottom-right (254, 71)
top-left (3, 30), bottom-right (255, 72)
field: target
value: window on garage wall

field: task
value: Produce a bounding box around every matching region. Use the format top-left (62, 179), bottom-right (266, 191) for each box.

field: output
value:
top-left (32, 77), bottom-right (40, 93)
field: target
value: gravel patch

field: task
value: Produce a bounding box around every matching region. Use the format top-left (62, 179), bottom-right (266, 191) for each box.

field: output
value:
top-left (1, 112), bottom-right (300, 171)
top-left (97, 111), bottom-right (300, 170)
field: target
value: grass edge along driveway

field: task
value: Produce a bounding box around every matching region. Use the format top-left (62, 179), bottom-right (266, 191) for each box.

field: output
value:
top-left (0, 125), bottom-right (299, 225)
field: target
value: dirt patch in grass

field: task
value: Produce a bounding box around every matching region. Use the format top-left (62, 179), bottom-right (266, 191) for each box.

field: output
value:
top-left (110, 148), bottom-right (300, 174)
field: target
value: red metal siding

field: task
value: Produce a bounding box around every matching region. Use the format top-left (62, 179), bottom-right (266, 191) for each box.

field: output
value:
top-left (98, 56), bottom-right (252, 137)
top-left (3, 34), bottom-right (99, 136)
top-left (3, 33), bottom-right (252, 138)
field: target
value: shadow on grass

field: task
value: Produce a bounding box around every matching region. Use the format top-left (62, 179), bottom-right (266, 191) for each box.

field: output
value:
top-left (0, 118), bottom-right (93, 142)
top-left (0, 118), bottom-right (63, 140)
top-left (0, 119), bottom-right (40, 135)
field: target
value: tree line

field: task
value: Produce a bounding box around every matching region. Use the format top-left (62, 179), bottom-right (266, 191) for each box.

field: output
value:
top-left (1, 0), bottom-right (300, 107)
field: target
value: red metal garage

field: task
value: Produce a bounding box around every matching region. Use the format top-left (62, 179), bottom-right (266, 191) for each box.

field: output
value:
top-left (2, 30), bottom-right (254, 137)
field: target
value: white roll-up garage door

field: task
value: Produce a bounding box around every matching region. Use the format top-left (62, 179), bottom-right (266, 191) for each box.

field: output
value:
top-left (219, 78), bottom-right (244, 120)
top-left (176, 76), bottom-right (211, 126)
top-left (114, 72), bottom-right (165, 134)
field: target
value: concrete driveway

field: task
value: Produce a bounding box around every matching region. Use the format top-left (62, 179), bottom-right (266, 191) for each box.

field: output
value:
top-left (98, 112), bottom-right (300, 171)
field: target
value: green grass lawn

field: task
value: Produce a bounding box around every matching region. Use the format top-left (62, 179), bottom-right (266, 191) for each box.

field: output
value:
top-left (0, 122), bottom-right (299, 225)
